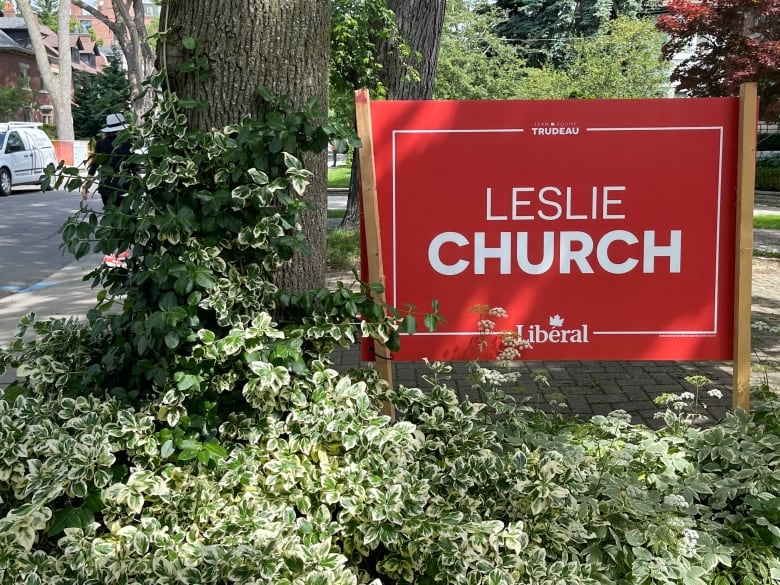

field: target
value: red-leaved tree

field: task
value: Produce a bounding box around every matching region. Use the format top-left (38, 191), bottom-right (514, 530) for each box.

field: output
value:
top-left (657, 0), bottom-right (780, 120)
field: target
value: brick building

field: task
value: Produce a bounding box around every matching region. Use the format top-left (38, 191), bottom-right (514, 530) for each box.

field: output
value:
top-left (71, 0), bottom-right (160, 60)
top-left (0, 8), bottom-right (58, 123)
top-left (0, 1), bottom-right (159, 123)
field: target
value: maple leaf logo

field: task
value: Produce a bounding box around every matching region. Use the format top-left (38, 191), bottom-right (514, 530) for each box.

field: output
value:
top-left (549, 314), bottom-right (564, 328)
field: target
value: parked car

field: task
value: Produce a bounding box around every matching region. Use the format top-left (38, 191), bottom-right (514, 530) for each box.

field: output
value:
top-left (0, 123), bottom-right (57, 196)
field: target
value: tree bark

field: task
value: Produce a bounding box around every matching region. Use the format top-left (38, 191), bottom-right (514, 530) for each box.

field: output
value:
top-left (339, 0), bottom-right (446, 229)
top-left (160, 0), bottom-right (330, 292)
top-left (15, 0), bottom-right (75, 140)
top-left (378, 0), bottom-right (446, 100)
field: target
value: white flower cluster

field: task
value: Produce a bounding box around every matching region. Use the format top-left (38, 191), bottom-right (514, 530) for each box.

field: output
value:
top-left (488, 307), bottom-right (509, 318)
top-left (606, 410), bottom-right (632, 424)
top-left (472, 367), bottom-right (520, 386)
top-left (477, 367), bottom-right (508, 385)
top-left (707, 388), bottom-right (723, 399)
top-left (477, 319), bottom-right (496, 333)
top-left (663, 494), bottom-right (688, 510)
top-left (680, 528), bottom-right (699, 557)
top-left (497, 334), bottom-right (532, 362)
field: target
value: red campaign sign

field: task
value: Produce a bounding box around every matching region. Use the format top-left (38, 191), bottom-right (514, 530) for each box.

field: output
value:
top-left (362, 98), bottom-right (740, 361)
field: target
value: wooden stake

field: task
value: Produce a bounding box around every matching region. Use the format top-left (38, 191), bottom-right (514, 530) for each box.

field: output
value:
top-left (733, 82), bottom-right (758, 411)
top-left (354, 88), bottom-right (396, 421)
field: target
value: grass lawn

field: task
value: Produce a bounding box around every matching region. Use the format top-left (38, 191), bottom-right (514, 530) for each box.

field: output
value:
top-left (328, 166), bottom-right (350, 189)
top-left (326, 228), bottom-right (359, 271)
top-left (755, 213), bottom-right (780, 230)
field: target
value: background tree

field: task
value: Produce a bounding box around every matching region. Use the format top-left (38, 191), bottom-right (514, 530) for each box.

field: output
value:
top-left (72, 53), bottom-right (132, 139)
top-left (0, 84), bottom-right (33, 121)
top-left (435, 8), bottom-right (668, 101)
top-left (329, 0), bottom-right (406, 228)
top-left (558, 16), bottom-right (670, 98)
top-left (29, 0), bottom-right (58, 29)
top-left (493, 0), bottom-right (643, 67)
top-left (159, 0), bottom-right (330, 292)
top-left (336, 0), bottom-right (446, 228)
top-left (15, 0), bottom-right (75, 140)
top-left (434, 0), bottom-right (528, 100)
top-left (377, 0), bottom-right (446, 100)
top-left (657, 0), bottom-right (780, 121)
top-left (517, 17), bottom-right (669, 99)
top-left (71, 0), bottom-right (156, 119)
top-left (330, 0), bottom-right (399, 99)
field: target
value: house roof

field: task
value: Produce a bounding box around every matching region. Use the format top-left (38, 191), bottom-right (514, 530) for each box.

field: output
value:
top-left (0, 17), bottom-right (102, 73)
top-left (77, 35), bottom-right (99, 55)
top-left (0, 27), bottom-right (20, 49)
top-left (0, 17), bottom-right (28, 30)
top-left (0, 21), bottom-right (35, 58)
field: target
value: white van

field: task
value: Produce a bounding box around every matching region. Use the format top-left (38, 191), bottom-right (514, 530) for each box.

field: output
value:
top-left (0, 123), bottom-right (57, 196)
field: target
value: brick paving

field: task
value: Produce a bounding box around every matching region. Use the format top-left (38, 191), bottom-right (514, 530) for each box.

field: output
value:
top-left (328, 256), bottom-right (780, 427)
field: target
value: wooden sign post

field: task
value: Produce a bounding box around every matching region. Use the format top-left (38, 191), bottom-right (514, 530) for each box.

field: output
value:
top-left (733, 81), bottom-right (758, 411)
top-left (354, 89), bottom-right (396, 421)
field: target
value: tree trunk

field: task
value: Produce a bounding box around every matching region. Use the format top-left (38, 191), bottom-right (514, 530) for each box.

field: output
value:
top-left (339, 0), bottom-right (446, 229)
top-left (338, 151), bottom-right (361, 228)
top-left (160, 0), bottom-right (330, 292)
top-left (15, 0), bottom-right (75, 140)
top-left (113, 0), bottom-right (156, 117)
top-left (378, 0), bottom-right (446, 100)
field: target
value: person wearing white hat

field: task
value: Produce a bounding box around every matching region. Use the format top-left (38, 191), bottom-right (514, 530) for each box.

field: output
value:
top-left (82, 113), bottom-right (133, 206)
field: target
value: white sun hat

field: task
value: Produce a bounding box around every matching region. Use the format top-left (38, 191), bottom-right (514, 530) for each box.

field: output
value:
top-left (101, 113), bottom-right (128, 133)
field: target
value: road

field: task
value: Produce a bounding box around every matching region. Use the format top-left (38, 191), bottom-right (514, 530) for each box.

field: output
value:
top-left (0, 187), bottom-right (96, 294)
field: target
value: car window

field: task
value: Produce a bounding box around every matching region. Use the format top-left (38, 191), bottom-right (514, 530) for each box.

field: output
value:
top-left (6, 132), bottom-right (25, 152)
top-left (0, 132), bottom-right (5, 146)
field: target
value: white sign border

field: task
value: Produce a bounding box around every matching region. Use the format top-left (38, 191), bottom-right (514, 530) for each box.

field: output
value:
top-left (390, 125), bottom-right (726, 338)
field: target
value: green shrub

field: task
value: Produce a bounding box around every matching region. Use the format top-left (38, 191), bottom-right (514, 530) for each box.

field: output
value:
top-left (756, 157), bottom-right (780, 191)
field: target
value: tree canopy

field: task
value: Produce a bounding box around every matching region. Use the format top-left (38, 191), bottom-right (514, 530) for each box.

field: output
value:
top-left (435, 9), bottom-right (670, 101)
top-left (657, 0), bottom-right (780, 120)
top-left (71, 0), bottom-right (156, 119)
top-left (435, 0), bottom-right (528, 99)
top-left (29, 0), bottom-right (58, 30)
top-left (557, 16), bottom-right (670, 98)
top-left (0, 84), bottom-right (32, 121)
top-left (493, 0), bottom-right (644, 66)
top-left (72, 53), bottom-right (132, 139)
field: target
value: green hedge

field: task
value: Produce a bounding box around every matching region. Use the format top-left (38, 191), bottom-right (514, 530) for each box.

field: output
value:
top-left (757, 157), bottom-right (780, 191)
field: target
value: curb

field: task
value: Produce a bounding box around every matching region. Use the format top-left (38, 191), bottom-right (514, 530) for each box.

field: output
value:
top-left (755, 190), bottom-right (780, 208)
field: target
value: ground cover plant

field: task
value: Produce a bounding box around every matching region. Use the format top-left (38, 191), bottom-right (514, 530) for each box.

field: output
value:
top-left (757, 157), bottom-right (780, 191)
top-left (1, 79), bottom-right (780, 584)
